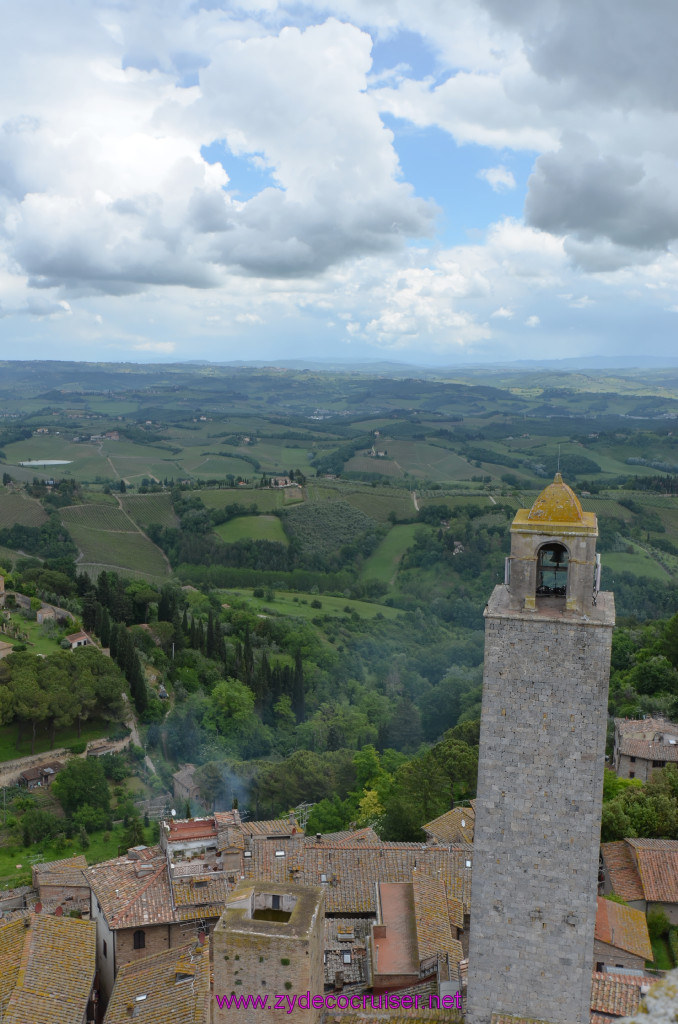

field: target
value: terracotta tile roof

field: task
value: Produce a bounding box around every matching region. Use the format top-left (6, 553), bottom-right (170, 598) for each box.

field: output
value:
top-left (240, 816), bottom-right (299, 835)
top-left (0, 919), bottom-right (24, 1013)
top-left (412, 870), bottom-right (462, 966)
top-left (590, 970), bottom-right (655, 1017)
top-left (172, 876), bottom-right (230, 907)
top-left (615, 716), bottom-right (678, 738)
top-left (32, 854), bottom-right (88, 890)
top-left (422, 807), bottom-right (475, 846)
top-left (324, 948), bottom-right (368, 986)
top-left (627, 838), bottom-right (678, 903)
top-left (165, 818), bottom-right (218, 843)
top-left (595, 897), bottom-right (652, 960)
top-left (243, 837), bottom-right (473, 915)
top-left (104, 940), bottom-right (210, 1024)
top-left (619, 737), bottom-right (678, 762)
top-left (311, 827), bottom-right (382, 846)
top-left (600, 842), bottom-right (644, 902)
top-left (0, 914), bottom-right (95, 1024)
top-left (87, 847), bottom-right (176, 929)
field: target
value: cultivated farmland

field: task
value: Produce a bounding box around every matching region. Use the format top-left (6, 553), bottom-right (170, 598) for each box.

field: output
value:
top-left (283, 501), bottom-right (378, 558)
top-left (214, 515), bottom-right (289, 545)
top-left (60, 502), bottom-right (169, 578)
top-left (121, 492), bottom-right (178, 528)
top-left (0, 490), bottom-right (47, 528)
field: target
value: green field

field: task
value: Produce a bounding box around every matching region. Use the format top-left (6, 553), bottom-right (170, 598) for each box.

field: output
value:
top-left (220, 588), bottom-right (400, 620)
top-left (382, 439), bottom-right (478, 482)
top-left (200, 486), bottom-right (303, 511)
top-left (0, 490), bottom-right (47, 528)
top-left (61, 502), bottom-right (135, 531)
top-left (214, 515), bottom-right (289, 545)
top-left (67, 526), bottom-right (169, 578)
top-left (361, 524), bottom-right (425, 584)
top-left (603, 550), bottom-right (671, 581)
top-left (121, 492), bottom-right (178, 528)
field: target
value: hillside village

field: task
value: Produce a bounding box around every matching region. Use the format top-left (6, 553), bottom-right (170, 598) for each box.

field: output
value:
top-left (0, 799), bottom-right (674, 1022)
top-left (1, 371), bottom-right (678, 1021)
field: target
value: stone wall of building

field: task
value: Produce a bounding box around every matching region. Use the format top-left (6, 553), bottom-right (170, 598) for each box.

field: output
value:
top-left (617, 753), bottom-right (652, 782)
top-left (466, 588), bottom-right (614, 1024)
top-left (213, 885), bottom-right (324, 1024)
top-left (593, 939), bottom-right (646, 972)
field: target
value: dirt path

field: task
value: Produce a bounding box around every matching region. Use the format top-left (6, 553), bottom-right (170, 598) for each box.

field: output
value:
top-left (412, 490), bottom-right (420, 512)
top-left (123, 693), bottom-right (157, 775)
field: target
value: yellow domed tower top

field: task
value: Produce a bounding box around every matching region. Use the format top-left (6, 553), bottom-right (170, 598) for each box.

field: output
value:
top-left (507, 473), bottom-right (598, 613)
top-left (511, 473), bottom-right (596, 536)
top-left (527, 472), bottom-right (584, 524)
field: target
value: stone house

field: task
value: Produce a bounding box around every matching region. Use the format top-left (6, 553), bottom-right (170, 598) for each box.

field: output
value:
top-left (0, 639), bottom-right (14, 660)
top-left (87, 844), bottom-right (223, 1005)
top-left (212, 881), bottom-right (324, 1024)
top-left (32, 855), bottom-right (90, 905)
top-left (65, 629), bottom-right (95, 649)
top-left (172, 764), bottom-right (203, 809)
top-left (601, 838), bottom-right (678, 925)
top-left (18, 760), bottom-right (63, 789)
top-left (593, 896), bottom-right (652, 971)
top-left (614, 716), bottom-right (678, 781)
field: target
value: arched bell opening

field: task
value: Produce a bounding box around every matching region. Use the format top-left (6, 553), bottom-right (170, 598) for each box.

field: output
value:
top-left (536, 542), bottom-right (569, 599)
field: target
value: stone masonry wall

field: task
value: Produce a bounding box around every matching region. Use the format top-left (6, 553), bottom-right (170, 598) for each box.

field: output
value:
top-left (213, 905), bottom-right (325, 1024)
top-left (466, 589), bottom-right (614, 1024)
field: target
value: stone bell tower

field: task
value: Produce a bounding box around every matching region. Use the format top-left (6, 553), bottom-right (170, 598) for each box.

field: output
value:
top-left (466, 474), bottom-right (614, 1024)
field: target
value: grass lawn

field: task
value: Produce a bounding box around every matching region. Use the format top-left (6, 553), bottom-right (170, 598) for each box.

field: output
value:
top-left (360, 524), bottom-right (425, 584)
top-left (0, 718), bottom-right (111, 762)
top-left (214, 515), bottom-right (289, 545)
top-left (0, 616), bottom-right (62, 656)
top-left (220, 588), bottom-right (400, 620)
top-left (648, 935), bottom-right (675, 970)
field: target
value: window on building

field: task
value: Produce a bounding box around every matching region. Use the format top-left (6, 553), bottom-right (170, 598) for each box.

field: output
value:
top-left (630, 756), bottom-right (636, 763)
top-left (343, 953), bottom-right (351, 964)
top-left (653, 760), bottom-right (666, 768)
top-left (133, 930), bottom-right (146, 950)
top-left (596, 962), bottom-right (603, 972)
top-left (629, 771), bottom-right (635, 778)
top-left (103, 940), bottom-right (107, 958)
top-left (272, 895), bottom-right (281, 911)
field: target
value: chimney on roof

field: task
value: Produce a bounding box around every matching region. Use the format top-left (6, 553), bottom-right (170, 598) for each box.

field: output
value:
top-left (55, 906), bottom-right (63, 917)
top-left (316, 833), bottom-right (322, 842)
top-left (34, 902), bottom-right (42, 914)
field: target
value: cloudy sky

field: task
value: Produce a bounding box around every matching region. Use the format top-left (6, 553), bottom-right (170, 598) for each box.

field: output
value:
top-left (1, 0), bottom-right (676, 366)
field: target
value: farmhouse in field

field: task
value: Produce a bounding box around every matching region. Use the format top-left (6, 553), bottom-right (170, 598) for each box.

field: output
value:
top-left (65, 629), bottom-right (95, 649)
top-left (18, 760), bottom-right (63, 789)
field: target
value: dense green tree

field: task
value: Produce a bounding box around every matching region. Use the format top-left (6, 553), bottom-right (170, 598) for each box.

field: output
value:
top-left (53, 758), bottom-right (110, 817)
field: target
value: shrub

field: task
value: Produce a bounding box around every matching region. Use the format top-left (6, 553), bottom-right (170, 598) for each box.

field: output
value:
top-left (67, 740), bottom-right (87, 755)
top-left (647, 907), bottom-right (671, 940)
